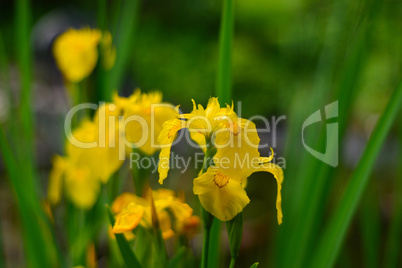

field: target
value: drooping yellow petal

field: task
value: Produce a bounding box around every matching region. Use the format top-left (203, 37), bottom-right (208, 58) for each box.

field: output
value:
top-left (189, 131), bottom-right (206, 152)
top-left (111, 192), bottom-right (148, 214)
top-left (158, 119), bottom-right (185, 184)
top-left (113, 203), bottom-right (145, 233)
top-left (253, 161), bottom-right (284, 224)
top-left (108, 226), bottom-right (135, 241)
top-left (193, 168), bottom-right (250, 221)
top-left (48, 155), bottom-right (66, 205)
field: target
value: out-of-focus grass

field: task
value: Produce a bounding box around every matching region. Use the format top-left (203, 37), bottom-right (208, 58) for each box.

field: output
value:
top-left (108, 0), bottom-right (141, 98)
top-left (311, 81), bottom-right (402, 268)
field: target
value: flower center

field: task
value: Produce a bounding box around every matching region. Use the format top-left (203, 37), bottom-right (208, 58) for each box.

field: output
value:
top-left (213, 172), bottom-right (230, 188)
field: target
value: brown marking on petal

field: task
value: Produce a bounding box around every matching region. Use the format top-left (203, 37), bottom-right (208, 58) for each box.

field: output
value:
top-left (213, 171), bottom-right (230, 188)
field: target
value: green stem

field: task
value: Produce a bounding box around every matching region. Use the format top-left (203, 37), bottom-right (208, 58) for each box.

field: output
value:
top-left (200, 141), bottom-right (217, 268)
top-left (109, 0), bottom-right (141, 92)
top-left (201, 223), bottom-right (211, 268)
top-left (201, 208), bottom-right (214, 268)
top-left (131, 148), bottom-right (150, 196)
top-left (216, 0), bottom-right (234, 103)
top-left (16, 0), bottom-right (34, 160)
top-left (229, 258), bottom-right (236, 268)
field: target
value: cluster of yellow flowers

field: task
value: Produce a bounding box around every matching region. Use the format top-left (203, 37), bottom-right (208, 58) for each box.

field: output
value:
top-left (53, 27), bottom-right (116, 83)
top-left (49, 93), bottom-right (283, 224)
top-left (48, 89), bottom-right (176, 208)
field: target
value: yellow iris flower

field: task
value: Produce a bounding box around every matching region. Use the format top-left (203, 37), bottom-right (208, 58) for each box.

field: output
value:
top-left (115, 89), bottom-right (176, 155)
top-left (48, 118), bottom-right (124, 209)
top-left (53, 28), bottom-right (101, 83)
top-left (112, 189), bottom-right (195, 239)
top-left (48, 155), bottom-right (100, 209)
top-left (158, 97), bottom-right (260, 184)
top-left (157, 97), bottom-right (284, 223)
top-left (53, 28), bottom-right (116, 83)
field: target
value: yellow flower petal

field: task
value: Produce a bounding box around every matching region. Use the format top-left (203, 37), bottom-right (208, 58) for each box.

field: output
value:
top-left (101, 31), bottom-right (116, 70)
top-left (48, 155), bottom-right (66, 205)
top-left (111, 192), bottom-right (148, 214)
top-left (158, 119), bottom-right (185, 184)
top-left (67, 119), bottom-right (124, 184)
top-left (53, 28), bottom-right (101, 82)
top-left (122, 90), bottom-right (176, 155)
top-left (113, 203), bottom-right (145, 233)
top-left (253, 161), bottom-right (284, 224)
top-left (193, 168), bottom-right (250, 221)
top-left (64, 163), bottom-right (100, 209)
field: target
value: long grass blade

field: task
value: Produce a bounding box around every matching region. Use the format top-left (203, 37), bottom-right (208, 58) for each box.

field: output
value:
top-left (15, 0), bottom-right (34, 158)
top-left (383, 124), bottom-right (402, 268)
top-left (310, 80), bottom-right (402, 268)
top-left (216, 0), bottom-right (234, 103)
top-left (359, 186), bottom-right (380, 268)
top-left (108, 0), bottom-right (141, 92)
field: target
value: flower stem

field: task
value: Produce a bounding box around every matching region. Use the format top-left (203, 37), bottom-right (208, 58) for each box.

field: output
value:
top-left (229, 258), bottom-right (236, 268)
top-left (216, 0), bottom-right (234, 104)
top-left (131, 148), bottom-right (150, 196)
top-left (200, 142), bottom-right (217, 268)
top-left (201, 214), bottom-right (211, 268)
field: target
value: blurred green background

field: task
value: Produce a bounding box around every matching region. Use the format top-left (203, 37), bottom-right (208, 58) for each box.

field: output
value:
top-left (0, 0), bottom-right (401, 267)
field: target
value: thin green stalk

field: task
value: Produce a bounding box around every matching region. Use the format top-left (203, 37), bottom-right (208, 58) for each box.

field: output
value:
top-left (383, 124), bottom-right (402, 268)
top-left (229, 258), bottom-right (236, 268)
top-left (310, 80), bottom-right (402, 268)
top-left (200, 142), bottom-right (217, 268)
top-left (0, 218), bottom-right (4, 268)
top-left (131, 148), bottom-right (150, 196)
top-left (15, 0), bottom-right (34, 159)
top-left (207, 219), bottom-right (222, 268)
top-left (359, 186), bottom-right (380, 268)
top-left (216, 0), bottom-right (234, 103)
top-left (109, 0), bottom-right (141, 92)
top-left (201, 208), bottom-right (213, 268)
top-left (97, 0), bottom-right (110, 102)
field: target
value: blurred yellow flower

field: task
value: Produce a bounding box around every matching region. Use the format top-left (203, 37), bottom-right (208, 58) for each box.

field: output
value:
top-left (48, 116), bottom-right (124, 209)
top-left (114, 89), bottom-right (176, 155)
top-left (48, 155), bottom-right (100, 209)
top-left (101, 31), bottom-right (116, 70)
top-left (53, 28), bottom-right (102, 83)
top-left (112, 189), bottom-right (195, 239)
top-left (176, 215), bottom-right (201, 238)
top-left (67, 119), bottom-right (124, 183)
